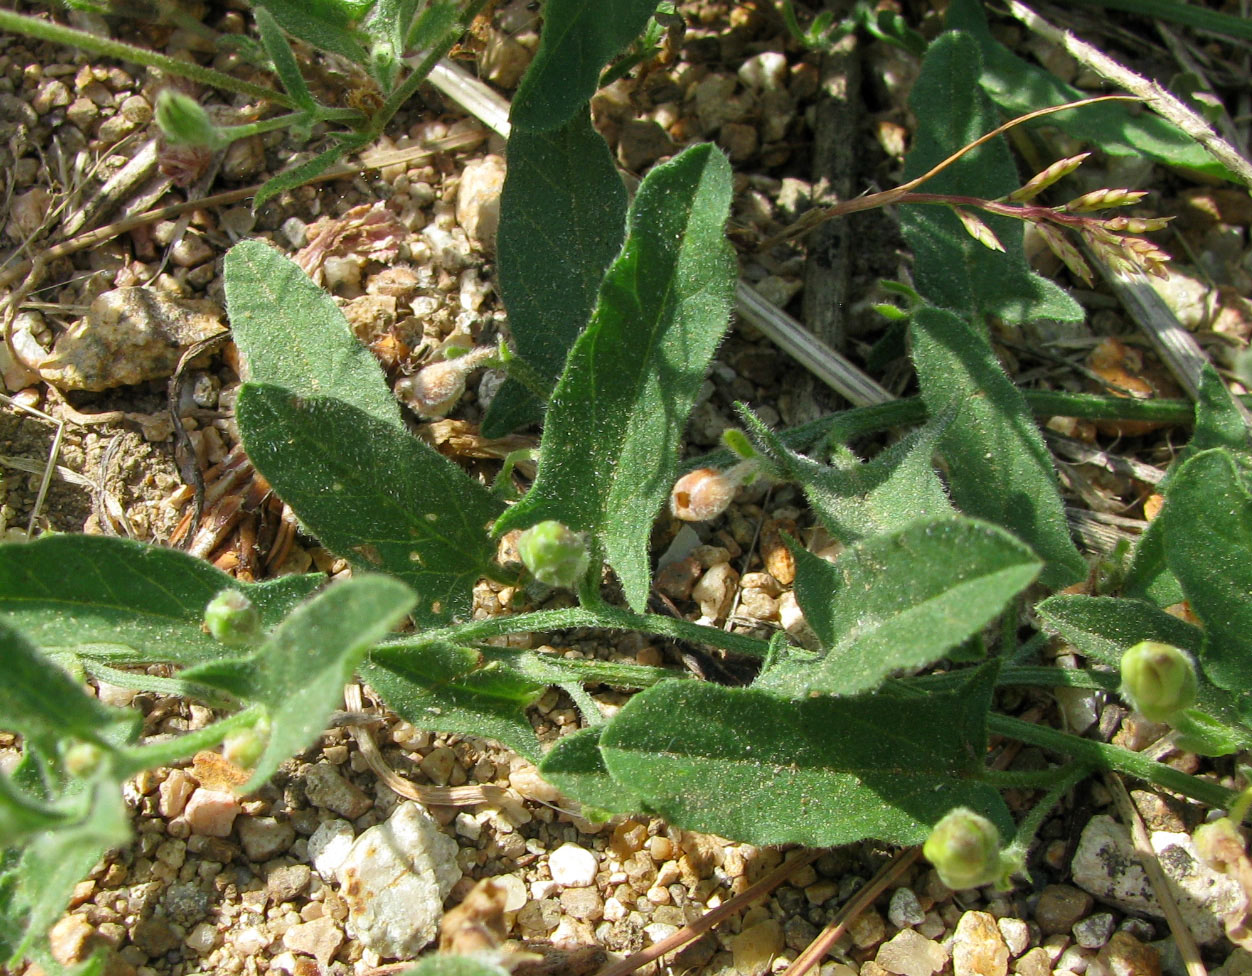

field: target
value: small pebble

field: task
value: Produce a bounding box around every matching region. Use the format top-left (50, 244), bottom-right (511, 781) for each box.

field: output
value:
top-left (874, 929), bottom-right (948, 976)
top-left (888, 887), bottom-right (926, 928)
top-left (548, 842), bottom-right (598, 887)
top-left (183, 788), bottom-right (240, 837)
top-left (997, 916), bottom-right (1030, 957)
top-left (185, 921), bottom-right (218, 953)
top-left (730, 919), bottom-right (783, 976)
top-left (1035, 884), bottom-right (1093, 935)
top-left (953, 911), bottom-right (1008, 976)
top-left (308, 819), bottom-right (355, 881)
top-left (1073, 912), bottom-right (1116, 949)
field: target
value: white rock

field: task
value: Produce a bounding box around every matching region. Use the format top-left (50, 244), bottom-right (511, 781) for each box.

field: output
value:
top-left (874, 929), bottom-right (949, 976)
top-left (456, 155), bottom-right (506, 253)
top-left (997, 917), bottom-right (1030, 957)
top-left (183, 788), bottom-right (240, 837)
top-left (308, 819), bottom-right (355, 881)
top-left (494, 872), bottom-right (528, 912)
top-left (548, 842), bottom-right (598, 887)
top-left (185, 921), bottom-right (218, 953)
top-left (236, 815), bottom-right (295, 862)
top-left (1071, 814), bottom-right (1241, 945)
top-left (336, 801), bottom-right (462, 958)
top-left (888, 887), bottom-right (926, 928)
top-left (738, 51), bottom-right (788, 92)
top-left (301, 762), bottom-right (372, 819)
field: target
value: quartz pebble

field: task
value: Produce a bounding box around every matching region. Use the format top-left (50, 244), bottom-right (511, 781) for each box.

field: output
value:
top-left (336, 801), bottom-right (462, 957)
top-left (1012, 946), bottom-right (1052, 976)
top-left (185, 921), bottom-right (218, 953)
top-left (237, 815), bottom-right (295, 862)
top-left (549, 842), bottom-right (598, 887)
top-left (998, 916), bottom-right (1030, 957)
top-left (283, 914), bottom-right (343, 968)
top-left (730, 918), bottom-right (783, 976)
top-left (308, 819), bottom-right (355, 881)
top-left (953, 910), bottom-right (1008, 976)
top-left (874, 929), bottom-right (949, 976)
top-left (183, 787), bottom-right (240, 837)
top-left (456, 154), bottom-right (506, 253)
top-left (1096, 931), bottom-right (1160, 976)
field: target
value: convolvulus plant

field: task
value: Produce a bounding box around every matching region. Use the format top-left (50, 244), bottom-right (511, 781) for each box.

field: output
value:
top-left (3, 1), bottom-right (1252, 971)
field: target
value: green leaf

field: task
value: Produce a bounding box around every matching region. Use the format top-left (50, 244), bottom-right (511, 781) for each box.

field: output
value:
top-left (253, 139), bottom-right (363, 212)
top-left (224, 239), bottom-right (404, 431)
top-left (0, 772), bottom-right (78, 845)
top-left (759, 518), bottom-right (1039, 698)
top-left (946, 0), bottom-right (1238, 182)
top-left (0, 621), bottom-right (136, 750)
top-left (901, 32), bottom-right (1081, 323)
top-left (397, 955), bottom-right (513, 976)
top-left (1036, 594), bottom-right (1203, 669)
top-left (511, 0), bottom-right (661, 131)
top-left (405, 0), bottom-right (457, 51)
top-left (255, 6), bottom-right (318, 112)
top-left (251, 0), bottom-right (370, 64)
top-left (8, 780), bottom-right (130, 966)
top-left (742, 405), bottom-right (954, 542)
top-left (493, 144), bottom-right (735, 611)
top-left (485, 108), bottom-right (627, 436)
top-left (363, 643), bottom-right (544, 762)
top-left (1121, 516), bottom-right (1183, 607)
top-left (237, 386), bottom-right (504, 625)
top-left (911, 306), bottom-right (1086, 588)
top-left (598, 665), bottom-right (1011, 847)
top-left (1175, 365), bottom-right (1252, 478)
top-left (538, 726), bottom-right (646, 816)
top-left (1157, 449), bottom-right (1252, 694)
top-left (227, 575), bottom-right (415, 792)
top-left (0, 534), bottom-right (320, 664)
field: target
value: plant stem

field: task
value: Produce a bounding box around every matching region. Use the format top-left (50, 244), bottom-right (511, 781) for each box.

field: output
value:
top-left (989, 713), bottom-right (1236, 809)
top-left (1002, 761), bottom-right (1092, 863)
top-left (372, 0), bottom-right (492, 136)
top-left (113, 707), bottom-right (263, 778)
top-left (387, 604), bottom-right (772, 658)
top-left (998, 665), bottom-right (1120, 693)
top-left (979, 763), bottom-right (1087, 791)
top-left (0, 10), bottom-right (296, 109)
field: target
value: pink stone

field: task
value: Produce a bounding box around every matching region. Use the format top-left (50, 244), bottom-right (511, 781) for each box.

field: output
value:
top-left (183, 787), bottom-right (240, 837)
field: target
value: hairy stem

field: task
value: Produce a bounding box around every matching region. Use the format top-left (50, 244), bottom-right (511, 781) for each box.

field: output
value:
top-left (0, 9), bottom-right (295, 108)
top-left (989, 713), bottom-right (1236, 809)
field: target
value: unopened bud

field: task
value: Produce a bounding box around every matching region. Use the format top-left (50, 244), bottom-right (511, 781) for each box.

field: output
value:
top-left (155, 90), bottom-right (224, 148)
top-left (923, 807), bottom-right (1005, 890)
top-left (1120, 641), bottom-right (1197, 722)
top-left (223, 716), bottom-right (271, 770)
top-left (63, 741), bottom-right (104, 777)
top-left (669, 460), bottom-right (757, 522)
top-left (516, 520), bottom-right (590, 589)
top-left (396, 346), bottom-right (495, 419)
top-left (204, 589), bottom-right (262, 647)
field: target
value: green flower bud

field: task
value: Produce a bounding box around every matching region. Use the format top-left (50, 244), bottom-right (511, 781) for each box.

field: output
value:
top-left (155, 90), bottom-right (225, 148)
top-left (517, 520), bottom-right (589, 589)
top-left (204, 589), bottom-right (262, 647)
top-left (223, 716), bottom-right (271, 770)
top-left (1119, 641), bottom-right (1197, 723)
top-left (923, 807), bottom-right (1004, 890)
top-left (62, 741), bottom-right (104, 777)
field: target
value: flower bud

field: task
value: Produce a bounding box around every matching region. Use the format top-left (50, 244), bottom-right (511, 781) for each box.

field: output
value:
top-left (63, 741), bottom-right (104, 777)
top-left (516, 520), bottom-right (589, 589)
top-left (1119, 641), bottom-right (1197, 722)
top-left (223, 716), bottom-right (271, 770)
top-left (155, 90), bottom-right (224, 148)
top-left (670, 462), bottom-right (751, 522)
top-left (395, 346), bottom-right (496, 419)
top-left (204, 589), bottom-right (262, 647)
top-left (923, 807), bottom-right (1004, 890)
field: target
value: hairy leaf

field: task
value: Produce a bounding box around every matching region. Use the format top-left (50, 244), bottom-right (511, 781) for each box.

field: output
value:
top-left (253, 139), bottom-right (365, 212)
top-left (255, 6), bottom-right (317, 112)
top-left (250, 0), bottom-right (369, 64)
top-left (901, 32), bottom-right (1081, 323)
top-left (237, 386), bottom-right (503, 625)
top-left (538, 726), bottom-right (646, 816)
top-left (486, 109), bottom-right (627, 435)
top-left (225, 239), bottom-right (403, 431)
top-left (0, 535), bottom-right (320, 665)
top-left (363, 644), bottom-right (544, 762)
top-left (1037, 594), bottom-right (1203, 668)
top-left (911, 306), bottom-right (1086, 587)
top-left (598, 665), bottom-right (1010, 847)
top-left (759, 518), bottom-right (1039, 698)
top-left (742, 405), bottom-right (953, 542)
top-left (493, 144), bottom-right (735, 610)
top-left (511, 0), bottom-right (661, 131)
top-left (947, 0), bottom-right (1237, 182)
top-left (397, 955), bottom-right (513, 976)
top-left (1158, 449), bottom-right (1252, 694)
